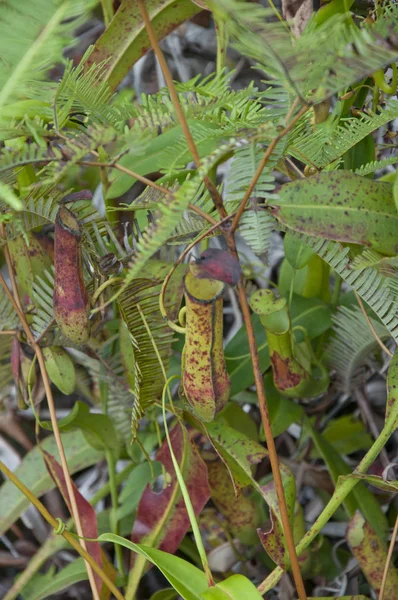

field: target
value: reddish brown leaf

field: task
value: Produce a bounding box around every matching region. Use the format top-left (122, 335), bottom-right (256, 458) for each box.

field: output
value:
top-left (43, 450), bottom-right (103, 594)
top-left (132, 423), bottom-right (210, 555)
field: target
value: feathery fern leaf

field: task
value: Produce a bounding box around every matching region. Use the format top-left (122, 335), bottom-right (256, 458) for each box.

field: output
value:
top-left (109, 144), bottom-right (232, 303)
top-left (328, 306), bottom-right (391, 392)
top-left (225, 141), bottom-right (280, 254)
top-left (289, 100), bottom-right (398, 168)
top-left (213, 0), bottom-right (398, 103)
top-left (117, 262), bottom-right (185, 437)
top-left (31, 268), bottom-right (55, 341)
top-left (0, 288), bottom-right (19, 332)
top-left (298, 234), bottom-right (398, 342)
top-left (0, 143), bottom-right (53, 186)
top-left (54, 51), bottom-right (127, 130)
top-left (0, 0), bottom-right (97, 115)
top-left (0, 336), bottom-right (13, 391)
top-left (354, 156), bottom-right (398, 177)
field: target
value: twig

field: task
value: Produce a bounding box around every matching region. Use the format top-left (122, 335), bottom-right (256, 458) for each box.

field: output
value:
top-left (355, 291), bottom-right (392, 357)
top-left (379, 512), bottom-right (398, 600)
top-left (79, 159), bottom-right (217, 225)
top-left (137, 0), bottom-right (227, 219)
top-left (0, 459), bottom-right (124, 600)
top-left (235, 277), bottom-right (307, 600)
top-left (0, 234), bottom-right (101, 599)
top-left (230, 103), bottom-right (309, 233)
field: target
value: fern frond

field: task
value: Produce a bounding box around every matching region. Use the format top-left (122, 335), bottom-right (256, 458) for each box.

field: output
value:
top-left (328, 306), bottom-right (391, 392)
top-left (298, 234), bottom-right (398, 342)
top-left (289, 100), bottom-right (398, 168)
top-left (239, 209), bottom-right (276, 256)
top-left (41, 126), bottom-right (116, 186)
top-left (54, 50), bottom-right (128, 129)
top-left (354, 156), bottom-right (398, 177)
top-left (127, 72), bottom-right (268, 134)
top-left (225, 141), bottom-right (280, 254)
top-left (0, 337), bottom-right (13, 391)
top-left (117, 263), bottom-right (185, 437)
top-left (3, 185), bottom-right (103, 246)
top-left (0, 0), bottom-right (96, 114)
top-left (0, 143), bottom-right (53, 185)
top-left (0, 288), bottom-right (18, 332)
top-left (214, 0), bottom-right (398, 103)
top-left (31, 268), bottom-right (55, 340)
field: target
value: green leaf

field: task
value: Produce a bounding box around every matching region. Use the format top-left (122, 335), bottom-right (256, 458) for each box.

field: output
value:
top-left (226, 295), bottom-right (332, 395)
top-left (42, 346), bottom-right (76, 395)
top-left (274, 171), bottom-right (398, 256)
top-left (0, 430), bottom-right (104, 534)
top-left (313, 415), bottom-right (373, 456)
top-left (98, 533), bottom-right (209, 600)
top-left (202, 575), bottom-right (263, 599)
top-left (41, 401), bottom-right (120, 456)
top-left (87, 0), bottom-right (202, 90)
top-left (263, 374), bottom-right (303, 437)
top-left (340, 472), bottom-right (398, 494)
top-left (202, 419), bottom-right (267, 490)
top-left (150, 590), bottom-right (178, 600)
top-left (284, 232), bottom-right (314, 269)
top-left (21, 558), bottom-right (87, 600)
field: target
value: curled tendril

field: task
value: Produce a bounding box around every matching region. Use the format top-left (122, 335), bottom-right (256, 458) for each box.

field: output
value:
top-left (54, 517), bottom-right (66, 535)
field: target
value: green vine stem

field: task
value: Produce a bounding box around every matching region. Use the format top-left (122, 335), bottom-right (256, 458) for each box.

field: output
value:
top-left (0, 459), bottom-right (125, 600)
top-left (214, 17), bottom-right (228, 73)
top-left (257, 352), bottom-right (398, 595)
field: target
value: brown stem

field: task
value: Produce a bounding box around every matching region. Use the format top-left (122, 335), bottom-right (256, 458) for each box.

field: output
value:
top-left (0, 231), bottom-right (101, 599)
top-left (232, 247), bottom-right (308, 600)
top-left (79, 160), bottom-right (217, 225)
top-left (0, 460), bottom-right (124, 600)
top-left (230, 104), bottom-right (309, 233)
top-left (137, 0), bottom-right (226, 218)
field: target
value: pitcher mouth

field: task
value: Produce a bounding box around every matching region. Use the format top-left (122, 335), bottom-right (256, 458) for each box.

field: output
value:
top-left (183, 270), bottom-right (225, 305)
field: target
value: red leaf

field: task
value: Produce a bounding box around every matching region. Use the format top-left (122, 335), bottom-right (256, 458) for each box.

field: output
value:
top-left (132, 423), bottom-right (210, 555)
top-left (43, 451), bottom-right (103, 594)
